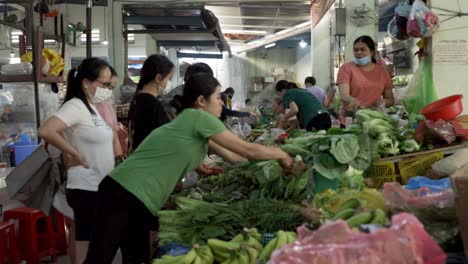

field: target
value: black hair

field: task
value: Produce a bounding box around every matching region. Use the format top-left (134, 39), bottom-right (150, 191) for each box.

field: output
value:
top-left (136, 54), bottom-right (174, 92)
top-left (172, 73), bottom-right (220, 114)
top-left (275, 80), bottom-right (289, 92)
top-left (287, 82), bottom-right (298, 89)
top-left (305, 76), bottom-right (316, 86)
top-left (245, 98), bottom-right (252, 104)
top-left (224, 87), bottom-right (235, 94)
top-left (128, 54), bottom-right (174, 124)
top-left (109, 66), bottom-right (117, 77)
top-left (184, 62), bottom-right (213, 82)
top-left (353, 35), bottom-right (377, 63)
top-left (64, 57), bottom-right (110, 114)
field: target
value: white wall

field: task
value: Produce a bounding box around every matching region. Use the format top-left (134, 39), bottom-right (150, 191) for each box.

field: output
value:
top-left (312, 12), bottom-right (332, 89)
top-left (311, 0), bottom-right (378, 89)
top-left (431, 0), bottom-right (468, 114)
top-left (295, 46), bottom-right (312, 87)
top-left (343, 0), bottom-right (379, 61)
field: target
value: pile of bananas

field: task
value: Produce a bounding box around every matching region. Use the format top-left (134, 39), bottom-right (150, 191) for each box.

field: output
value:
top-left (153, 245), bottom-right (214, 264)
top-left (207, 228), bottom-right (263, 264)
top-left (330, 198), bottom-right (390, 227)
top-left (259, 230), bottom-right (297, 262)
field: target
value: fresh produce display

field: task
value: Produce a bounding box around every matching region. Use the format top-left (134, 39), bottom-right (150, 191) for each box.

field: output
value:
top-left (280, 129), bottom-right (373, 180)
top-left (207, 228), bottom-right (263, 264)
top-left (258, 230), bottom-right (297, 262)
top-left (153, 245), bottom-right (214, 264)
top-left (153, 106), bottom-right (456, 263)
top-left (301, 188), bottom-right (388, 226)
top-left (158, 197), bottom-right (244, 245)
top-left (194, 159), bottom-right (310, 203)
top-left (353, 109), bottom-right (420, 157)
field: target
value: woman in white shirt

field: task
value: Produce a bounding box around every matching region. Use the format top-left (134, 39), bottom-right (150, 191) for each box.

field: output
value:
top-left (39, 57), bottom-right (115, 263)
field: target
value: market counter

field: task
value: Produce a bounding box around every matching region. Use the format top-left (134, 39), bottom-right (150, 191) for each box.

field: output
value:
top-left (378, 141), bottom-right (468, 163)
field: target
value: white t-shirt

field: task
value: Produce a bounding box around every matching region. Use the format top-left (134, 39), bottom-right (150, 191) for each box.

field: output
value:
top-left (54, 98), bottom-right (114, 191)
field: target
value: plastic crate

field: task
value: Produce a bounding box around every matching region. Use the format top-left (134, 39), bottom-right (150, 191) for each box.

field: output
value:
top-left (399, 152), bottom-right (444, 184)
top-left (366, 161), bottom-right (397, 189)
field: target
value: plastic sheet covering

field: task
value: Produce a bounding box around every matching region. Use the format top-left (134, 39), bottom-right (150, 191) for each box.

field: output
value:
top-left (268, 213), bottom-right (446, 264)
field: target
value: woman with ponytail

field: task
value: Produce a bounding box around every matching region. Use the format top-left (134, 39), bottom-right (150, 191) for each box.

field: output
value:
top-left (38, 57), bottom-right (115, 263)
top-left (85, 73), bottom-right (293, 263)
top-left (127, 54), bottom-right (174, 152)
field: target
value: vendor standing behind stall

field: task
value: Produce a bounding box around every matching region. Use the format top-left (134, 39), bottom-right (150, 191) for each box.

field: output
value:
top-left (85, 73), bottom-right (292, 263)
top-left (275, 80), bottom-right (331, 131)
top-left (337, 35), bottom-right (394, 114)
top-left (127, 54), bottom-right (174, 152)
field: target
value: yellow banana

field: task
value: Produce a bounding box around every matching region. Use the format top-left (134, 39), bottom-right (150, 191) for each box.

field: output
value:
top-left (207, 239), bottom-right (240, 262)
top-left (275, 230), bottom-right (287, 248)
top-left (153, 254), bottom-right (185, 264)
top-left (196, 246), bottom-right (214, 264)
top-left (237, 250), bottom-right (250, 264)
top-left (245, 236), bottom-right (263, 252)
top-left (182, 249), bottom-right (197, 264)
top-left (369, 208), bottom-right (389, 225)
top-left (284, 231), bottom-right (297, 244)
top-left (245, 245), bottom-right (260, 264)
top-left (258, 237), bottom-right (278, 261)
top-left (346, 211), bottom-right (373, 227)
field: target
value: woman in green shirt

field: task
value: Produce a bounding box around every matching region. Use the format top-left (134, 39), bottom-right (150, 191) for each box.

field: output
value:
top-left (85, 73), bottom-right (292, 263)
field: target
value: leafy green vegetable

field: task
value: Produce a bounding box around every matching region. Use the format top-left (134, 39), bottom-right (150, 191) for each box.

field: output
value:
top-left (329, 134), bottom-right (359, 164)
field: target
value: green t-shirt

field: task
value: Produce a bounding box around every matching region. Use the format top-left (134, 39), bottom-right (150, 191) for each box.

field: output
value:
top-left (111, 109), bottom-right (226, 215)
top-left (283, 89), bottom-right (327, 128)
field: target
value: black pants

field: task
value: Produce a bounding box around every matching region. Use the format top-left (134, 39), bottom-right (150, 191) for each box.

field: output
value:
top-left (85, 177), bottom-right (159, 264)
top-left (66, 189), bottom-right (97, 241)
top-left (306, 113), bottom-right (332, 131)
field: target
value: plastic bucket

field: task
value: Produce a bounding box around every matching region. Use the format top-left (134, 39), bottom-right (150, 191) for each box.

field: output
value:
top-left (420, 94), bottom-right (463, 121)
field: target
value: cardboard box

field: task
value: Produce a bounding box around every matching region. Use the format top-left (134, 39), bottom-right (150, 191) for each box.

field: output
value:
top-left (450, 164), bottom-right (468, 256)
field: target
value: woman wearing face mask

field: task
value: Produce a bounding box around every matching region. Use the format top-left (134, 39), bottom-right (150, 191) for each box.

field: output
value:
top-left (128, 54), bottom-right (174, 152)
top-left (38, 57), bottom-right (115, 263)
top-left (85, 73), bottom-right (292, 263)
top-left (337, 35), bottom-right (394, 116)
top-left (94, 67), bottom-right (124, 160)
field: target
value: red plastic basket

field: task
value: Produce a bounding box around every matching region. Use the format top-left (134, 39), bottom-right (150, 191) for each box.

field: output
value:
top-left (420, 95), bottom-right (463, 121)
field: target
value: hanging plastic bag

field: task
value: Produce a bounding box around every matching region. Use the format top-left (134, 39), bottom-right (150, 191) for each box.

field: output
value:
top-left (402, 56), bottom-right (438, 116)
top-left (407, 0), bottom-right (440, 38)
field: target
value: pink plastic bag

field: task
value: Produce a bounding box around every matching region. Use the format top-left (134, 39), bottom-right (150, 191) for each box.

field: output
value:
top-left (268, 213), bottom-right (446, 264)
top-left (407, 0), bottom-right (440, 38)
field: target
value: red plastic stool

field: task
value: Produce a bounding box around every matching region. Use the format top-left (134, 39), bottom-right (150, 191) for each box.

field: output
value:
top-left (53, 209), bottom-right (68, 255)
top-left (3, 208), bottom-right (56, 264)
top-left (0, 221), bottom-right (20, 264)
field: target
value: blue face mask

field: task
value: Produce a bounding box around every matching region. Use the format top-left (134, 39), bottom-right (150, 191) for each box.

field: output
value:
top-left (354, 56), bottom-right (371, 66)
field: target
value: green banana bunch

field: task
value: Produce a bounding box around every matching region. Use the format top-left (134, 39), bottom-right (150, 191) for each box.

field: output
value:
top-left (208, 228), bottom-right (264, 264)
top-left (208, 239), bottom-right (242, 262)
top-left (153, 245), bottom-right (215, 264)
top-left (258, 230), bottom-right (297, 262)
top-left (368, 208), bottom-right (389, 225)
top-left (346, 211), bottom-right (373, 228)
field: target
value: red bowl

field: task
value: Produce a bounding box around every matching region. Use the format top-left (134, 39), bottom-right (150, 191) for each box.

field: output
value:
top-left (420, 95), bottom-right (463, 121)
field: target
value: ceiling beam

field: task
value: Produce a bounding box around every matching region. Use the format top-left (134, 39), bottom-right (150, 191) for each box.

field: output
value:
top-left (235, 22), bottom-right (310, 53)
top-left (158, 40), bottom-right (217, 47)
top-left (177, 51), bottom-right (222, 59)
top-left (123, 16), bottom-right (204, 26)
top-left (217, 15), bottom-right (310, 21)
top-left (221, 24), bottom-right (289, 29)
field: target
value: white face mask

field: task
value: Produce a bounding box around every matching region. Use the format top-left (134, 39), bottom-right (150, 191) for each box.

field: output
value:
top-left (91, 87), bottom-right (113, 103)
top-left (165, 80), bottom-right (173, 90)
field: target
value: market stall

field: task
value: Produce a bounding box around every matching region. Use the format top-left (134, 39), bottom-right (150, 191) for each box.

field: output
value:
top-left (150, 89), bottom-right (468, 264)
